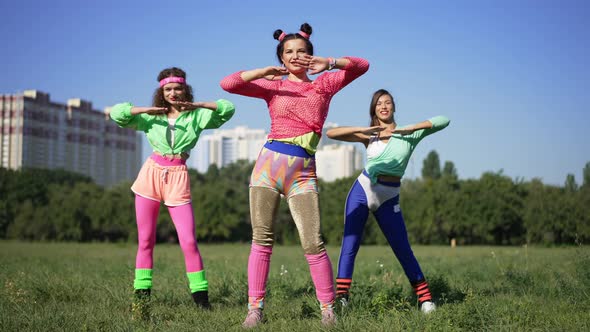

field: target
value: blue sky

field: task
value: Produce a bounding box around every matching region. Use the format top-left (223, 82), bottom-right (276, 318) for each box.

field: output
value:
top-left (1, 0), bottom-right (588, 185)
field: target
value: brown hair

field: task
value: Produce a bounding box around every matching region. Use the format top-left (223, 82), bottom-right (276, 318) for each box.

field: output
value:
top-left (151, 67), bottom-right (194, 108)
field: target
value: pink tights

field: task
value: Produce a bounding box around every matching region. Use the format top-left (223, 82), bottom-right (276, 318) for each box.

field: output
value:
top-left (134, 195), bottom-right (204, 272)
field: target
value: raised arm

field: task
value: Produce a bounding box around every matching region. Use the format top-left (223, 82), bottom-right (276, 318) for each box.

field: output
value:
top-left (391, 116), bottom-right (450, 137)
top-left (193, 99), bottom-right (236, 130)
top-left (220, 67), bottom-right (288, 99)
top-left (326, 126), bottom-right (385, 146)
top-left (240, 66), bottom-right (289, 82)
top-left (110, 103), bottom-right (166, 131)
top-left (316, 57), bottom-right (370, 94)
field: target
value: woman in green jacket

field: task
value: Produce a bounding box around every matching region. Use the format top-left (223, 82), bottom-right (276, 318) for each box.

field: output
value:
top-left (110, 67), bottom-right (235, 310)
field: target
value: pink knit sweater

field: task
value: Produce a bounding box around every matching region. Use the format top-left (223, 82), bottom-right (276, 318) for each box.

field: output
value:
top-left (220, 57), bottom-right (369, 139)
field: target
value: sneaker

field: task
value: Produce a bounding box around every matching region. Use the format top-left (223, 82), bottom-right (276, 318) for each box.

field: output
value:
top-left (134, 288), bottom-right (151, 298)
top-left (191, 290), bottom-right (211, 309)
top-left (242, 308), bottom-right (263, 328)
top-left (336, 293), bottom-right (349, 308)
top-left (131, 289), bottom-right (151, 321)
top-left (420, 301), bottom-right (436, 314)
top-left (321, 307), bottom-right (337, 327)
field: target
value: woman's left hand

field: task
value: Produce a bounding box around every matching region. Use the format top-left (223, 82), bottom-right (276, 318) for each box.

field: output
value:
top-left (294, 55), bottom-right (329, 75)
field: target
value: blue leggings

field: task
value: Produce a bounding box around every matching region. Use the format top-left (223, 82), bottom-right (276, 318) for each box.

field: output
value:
top-left (337, 172), bottom-right (424, 283)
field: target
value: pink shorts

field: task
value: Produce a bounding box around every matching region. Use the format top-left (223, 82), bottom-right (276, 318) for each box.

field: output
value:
top-left (131, 154), bottom-right (191, 206)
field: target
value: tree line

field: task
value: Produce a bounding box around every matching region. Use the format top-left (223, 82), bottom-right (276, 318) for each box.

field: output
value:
top-left (1, 151), bottom-right (588, 246)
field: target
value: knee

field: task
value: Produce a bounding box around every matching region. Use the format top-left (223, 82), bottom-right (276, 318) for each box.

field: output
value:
top-left (179, 237), bottom-right (197, 252)
top-left (137, 239), bottom-right (155, 252)
top-left (252, 224), bottom-right (274, 246)
top-left (301, 236), bottom-right (325, 255)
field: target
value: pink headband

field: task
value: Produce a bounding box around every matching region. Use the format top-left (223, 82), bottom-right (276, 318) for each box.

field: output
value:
top-left (277, 30), bottom-right (310, 42)
top-left (159, 76), bottom-right (186, 87)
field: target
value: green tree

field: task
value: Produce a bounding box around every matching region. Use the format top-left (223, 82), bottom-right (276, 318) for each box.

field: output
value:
top-left (442, 161), bottom-right (458, 179)
top-left (89, 181), bottom-right (134, 242)
top-left (583, 162), bottom-right (590, 189)
top-left (192, 160), bottom-right (252, 242)
top-left (565, 174), bottom-right (578, 192)
top-left (318, 174), bottom-right (360, 245)
top-left (422, 150), bottom-right (441, 180)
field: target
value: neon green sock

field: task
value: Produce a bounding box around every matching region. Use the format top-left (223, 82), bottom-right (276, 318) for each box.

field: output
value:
top-left (187, 270), bottom-right (209, 293)
top-left (134, 269), bottom-right (153, 290)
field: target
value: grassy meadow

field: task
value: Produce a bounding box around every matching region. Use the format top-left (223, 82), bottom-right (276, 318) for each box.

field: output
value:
top-left (0, 241), bottom-right (588, 331)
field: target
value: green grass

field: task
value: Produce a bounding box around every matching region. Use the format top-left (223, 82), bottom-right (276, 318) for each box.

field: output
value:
top-left (1, 241), bottom-right (588, 331)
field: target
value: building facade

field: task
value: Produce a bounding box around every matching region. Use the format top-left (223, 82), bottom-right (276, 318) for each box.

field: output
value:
top-left (0, 90), bottom-right (141, 186)
top-left (316, 144), bottom-right (364, 182)
top-left (190, 126), bottom-right (267, 173)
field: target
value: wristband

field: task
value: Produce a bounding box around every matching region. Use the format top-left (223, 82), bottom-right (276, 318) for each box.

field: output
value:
top-left (327, 57), bottom-right (337, 70)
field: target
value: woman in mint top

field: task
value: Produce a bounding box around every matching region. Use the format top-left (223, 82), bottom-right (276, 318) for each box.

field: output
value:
top-left (110, 67), bottom-right (235, 311)
top-left (326, 89), bottom-right (449, 314)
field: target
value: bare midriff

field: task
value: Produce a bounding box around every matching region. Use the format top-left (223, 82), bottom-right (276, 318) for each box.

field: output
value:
top-left (153, 151), bottom-right (189, 160)
top-left (377, 175), bottom-right (402, 183)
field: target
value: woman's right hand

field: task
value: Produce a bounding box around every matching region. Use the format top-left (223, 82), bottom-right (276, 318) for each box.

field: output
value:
top-left (240, 66), bottom-right (289, 82)
top-left (130, 106), bottom-right (168, 115)
top-left (326, 125), bottom-right (386, 143)
top-left (261, 66), bottom-right (289, 81)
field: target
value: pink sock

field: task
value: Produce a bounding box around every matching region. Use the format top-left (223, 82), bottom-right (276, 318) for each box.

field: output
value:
top-left (247, 243), bottom-right (273, 298)
top-left (135, 195), bottom-right (160, 269)
top-left (305, 251), bottom-right (336, 304)
top-left (168, 203), bottom-right (204, 272)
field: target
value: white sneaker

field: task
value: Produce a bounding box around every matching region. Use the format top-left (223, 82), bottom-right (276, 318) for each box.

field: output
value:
top-left (337, 295), bottom-right (349, 308)
top-left (421, 301), bottom-right (436, 314)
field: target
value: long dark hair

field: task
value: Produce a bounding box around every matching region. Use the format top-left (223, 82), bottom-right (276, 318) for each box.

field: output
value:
top-left (152, 67), bottom-right (194, 107)
top-left (272, 23), bottom-right (314, 64)
top-left (369, 89), bottom-right (395, 126)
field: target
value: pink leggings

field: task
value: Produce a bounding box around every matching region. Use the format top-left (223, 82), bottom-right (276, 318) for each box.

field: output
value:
top-left (134, 195), bottom-right (203, 272)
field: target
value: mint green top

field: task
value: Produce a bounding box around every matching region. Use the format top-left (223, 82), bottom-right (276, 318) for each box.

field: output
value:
top-left (110, 99), bottom-right (235, 155)
top-left (365, 116), bottom-right (450, 183)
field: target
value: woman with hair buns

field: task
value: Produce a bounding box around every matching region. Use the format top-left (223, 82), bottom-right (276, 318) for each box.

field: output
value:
top-left (221, 23), bottom-right (369, 327)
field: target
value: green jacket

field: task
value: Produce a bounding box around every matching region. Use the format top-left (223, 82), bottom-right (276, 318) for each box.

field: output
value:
top-left (110, 99), bottom-right (235, 155)
top-left (365, 116), bottom-right (450, 183)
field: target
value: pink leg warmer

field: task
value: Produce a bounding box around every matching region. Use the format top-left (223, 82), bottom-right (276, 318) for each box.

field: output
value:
top-left (247, 243), bottom-right (273, 298)
top-left (305, 251), bottom-right (336, 304)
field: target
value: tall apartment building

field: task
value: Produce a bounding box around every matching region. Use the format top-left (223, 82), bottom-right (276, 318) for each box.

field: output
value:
top-left (0, 90), bottom-right (141, 186)
top-left (190, 126), bottom-right (267, 172)
top-left (316, 144), bottom-right (364, 182)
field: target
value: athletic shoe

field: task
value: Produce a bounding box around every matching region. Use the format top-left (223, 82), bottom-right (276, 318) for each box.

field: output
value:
top-left (191, 290), bottom-right (211, 309)
top-left (242, 308), bottom-right (263, 328)
top-left (420, 301), bottom-right (436, 314)
top-left (321, 307), bottom-right (337, 326)
top-left (336, 293), bottom-right (349, 308)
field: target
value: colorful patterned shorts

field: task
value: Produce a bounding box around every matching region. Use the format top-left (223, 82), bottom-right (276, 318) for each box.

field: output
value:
top-left (250, 141), bottom-right (318, 198)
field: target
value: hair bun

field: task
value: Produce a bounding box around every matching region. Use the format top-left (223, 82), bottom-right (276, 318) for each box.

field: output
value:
top-left (273, 29), bottom-right (284, 41)
top-left (299, 23), bottom-right (313, 36)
